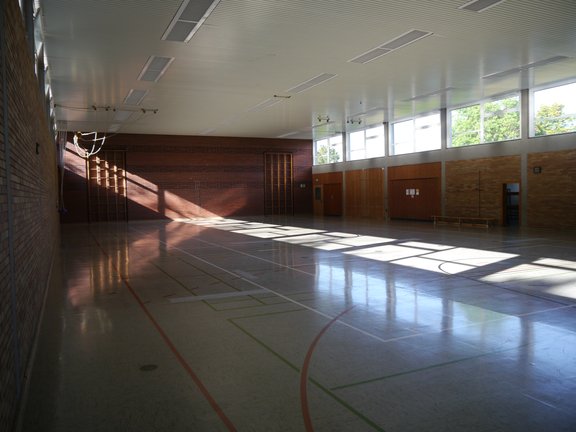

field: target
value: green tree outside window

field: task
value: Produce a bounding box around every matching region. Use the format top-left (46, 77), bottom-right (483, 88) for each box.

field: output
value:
top-left (450, 95), bottom-right (520, 147)
top-left (534, 103), bottom-right (573, 136)
top-left (316, 144), bottom-right (341, 164)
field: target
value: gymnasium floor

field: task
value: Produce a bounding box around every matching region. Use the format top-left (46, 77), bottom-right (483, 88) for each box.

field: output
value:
top-left (19, 217), bottom-right (576, 431)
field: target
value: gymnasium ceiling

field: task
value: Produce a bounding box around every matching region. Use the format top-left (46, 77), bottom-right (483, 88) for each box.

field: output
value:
top-left (41, 0), bottom-right (576, 140)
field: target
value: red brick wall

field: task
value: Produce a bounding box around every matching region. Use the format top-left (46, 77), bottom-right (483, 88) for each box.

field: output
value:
top-left (0, 0), bottom-right (60, 429)
top-left (62, 133), bottom-right (313, 222)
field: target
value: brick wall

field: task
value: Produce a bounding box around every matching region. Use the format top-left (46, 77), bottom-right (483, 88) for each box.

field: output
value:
top-left (528, 149), bottom-right (576, 229)
top-left (62, 133), bottom-right (313, 222)
top-left (0, 0), bottom-right (60, 430)
top-left (445, 156), bottom-right (521, 223)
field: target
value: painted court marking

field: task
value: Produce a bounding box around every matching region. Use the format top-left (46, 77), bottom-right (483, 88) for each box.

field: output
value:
top-left (170, 289), bottom-right (268, 303)
top-left (300, 306), bottom-right (356, 432)
top-left (129, 226), bottom-right (392, 344)
top-left (91, 234), bottom-right (238, 432)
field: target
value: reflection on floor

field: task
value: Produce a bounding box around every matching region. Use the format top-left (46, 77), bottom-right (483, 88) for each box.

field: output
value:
top-left (20, 217), bottom-right (576, 432)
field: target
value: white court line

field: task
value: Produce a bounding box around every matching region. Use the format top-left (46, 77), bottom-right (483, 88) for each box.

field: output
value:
top-left (170, 289), bottom-right (268, 303)
top-left (129, 226), bottom-right (576, 346)
top-left (129, 226), bottom-right (392, 344)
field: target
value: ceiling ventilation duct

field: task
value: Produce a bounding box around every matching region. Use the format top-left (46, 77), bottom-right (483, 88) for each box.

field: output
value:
top-left (459, 0), bottom-right (506, 12)
top-left (349, 48), bottom-right (391, 64)
top-left (248, 98), bottom-right (283, 112)
top-left (163, 0), bottom-right (221, 42)
top-left (123, 89), bottom-right (148, 105)
top-left (349, 29), bottom-right (432, 64)
top-left (138, 56), bottom-right (175, 82)
top-left (285, 73), bottom-right (338, 94)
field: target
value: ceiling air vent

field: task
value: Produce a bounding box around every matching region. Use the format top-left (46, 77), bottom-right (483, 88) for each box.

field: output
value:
top-left (349, 48), bottom-right (391, 64)
top-left (348, 29), bottom-right (432, 64)
top-left (405, 87), bottom-right (454, 101)
top-left (380, 30), bottom-right (432, 51)
top-left (248, 98), bottom-right (283, 112)
top-left (138, 56), bottom-right (174, 82)
top-left (163, 0), bottom-right (221, 42)
top-left (459, 0), bottom-right (506, 12)
top-left (123, 89), bottom-right (148, 105)
top-left (285, 73), bottom-right (337, 94)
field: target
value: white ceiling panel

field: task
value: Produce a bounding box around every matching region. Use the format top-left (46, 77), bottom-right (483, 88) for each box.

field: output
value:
top-left (40, 0), bottom-right (576, 138)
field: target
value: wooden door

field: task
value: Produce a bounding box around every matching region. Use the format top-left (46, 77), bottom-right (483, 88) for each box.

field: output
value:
top-left (388, 178), bottom-right (440, 220)
top-left (87, 151), bottom-right (128, 222)
top-left (323, 183), bottom-right (343, 216)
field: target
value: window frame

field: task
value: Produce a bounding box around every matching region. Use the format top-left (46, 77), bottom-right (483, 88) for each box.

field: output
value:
top-left (529, 80), bottom-right (576, 138)
top-left (313, 133), bottom-right (344, 165)
top-left (346, 124), bottom-right (385, 161)
top-left (448, 92), bottom-right (521, 148)
top-left (390, 111), bottom-right (441, 156)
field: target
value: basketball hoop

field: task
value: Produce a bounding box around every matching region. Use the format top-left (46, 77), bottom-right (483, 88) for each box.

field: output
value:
top-left (73, 131), bottom-right (106, 158)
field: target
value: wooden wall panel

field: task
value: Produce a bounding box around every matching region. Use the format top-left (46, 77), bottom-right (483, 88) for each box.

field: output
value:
top-left (388, 162), bottom-right (441, 180)
top-left (345, 170), bottom-right (363, 218)
top-left (61, 144), bottom-right (89, 222)
top-left (445, 156), bottom-right (520, 224)
top-left (345, 168), bottom-right (385, 219)
top-left (388, 163), bottom-right (441, 220)
top-left (389, 178), bottom-right (440, 220)
top-left (313, 172), bottom-right (343, 185)
top-left (528, 149), bottom-right (576, 229)
top-left (62, 133), bottom-right (313, 221)
top-left (366, 168), bottom-right (385, 219)
top-left (313, 172), bottom-right (343, 216)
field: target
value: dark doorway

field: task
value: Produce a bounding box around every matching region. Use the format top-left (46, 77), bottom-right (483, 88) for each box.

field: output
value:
top-left (503, 183), bottom-right (520, 226)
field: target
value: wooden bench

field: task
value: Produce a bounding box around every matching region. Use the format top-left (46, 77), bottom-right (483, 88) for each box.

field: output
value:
top-left (432, 215), bottom-right (497, 228)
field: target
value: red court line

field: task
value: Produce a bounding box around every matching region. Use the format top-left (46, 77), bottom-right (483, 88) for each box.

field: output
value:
top-left (92, 235), bottom-right (238, 432)
top-left (300, 306), bottom-right (356, 432)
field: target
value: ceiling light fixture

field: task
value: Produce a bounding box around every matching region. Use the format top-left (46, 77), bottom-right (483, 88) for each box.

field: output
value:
top-left (459, 0), bottom-right (506, 12)
top-left (349, 29), bottom-right (432, 64)
top-left (248, 98), bottom-right (283, 112)
top-left (286, 73), bottom-right (337, 94)
top-left (162, 0), bottom-right (222, 42)
top-left (123, 89), bottom-right (148, 106)
top-left (138, 56), bottom-right (175, 82)
top-left (405, 87), bottom-right (455, 101)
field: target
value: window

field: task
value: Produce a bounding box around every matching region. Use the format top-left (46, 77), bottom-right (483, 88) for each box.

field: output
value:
top-left (390, 112), bottom-right (441, 155)
top-left (314, 134), bottom-right (343, 165)
top-left (348, 125), bottom-right (385, 161)
top-left (531, 82), bottom-right (576, 137)
top-left (449, 94), bottom-right (520, 147)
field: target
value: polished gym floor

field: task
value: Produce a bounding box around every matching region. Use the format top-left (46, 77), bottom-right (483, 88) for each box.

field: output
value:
top-left (19, 217), bottom-right (576, 431)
